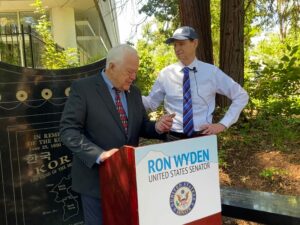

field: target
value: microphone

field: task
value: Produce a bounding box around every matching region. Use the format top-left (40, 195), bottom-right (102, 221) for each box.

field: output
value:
top-left (192, 67), bottom-right (197, 73)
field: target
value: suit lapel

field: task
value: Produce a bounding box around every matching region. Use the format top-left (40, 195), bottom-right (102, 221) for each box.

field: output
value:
top-left (126, 90), bottom-right (135, 137)
top-left (95, 74), bottom-right (126, 135)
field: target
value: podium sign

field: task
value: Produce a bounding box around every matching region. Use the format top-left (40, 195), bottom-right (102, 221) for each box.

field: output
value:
top-left (99, 135), bottom-right (221, 225)
top-left (135, 135), bottom-right (221, 225)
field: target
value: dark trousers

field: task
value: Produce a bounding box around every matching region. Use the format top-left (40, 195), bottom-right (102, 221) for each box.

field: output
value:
top-left (166, 131), bottom-right (206, 142)
top-left (81, 194), bottom-right (103, 225)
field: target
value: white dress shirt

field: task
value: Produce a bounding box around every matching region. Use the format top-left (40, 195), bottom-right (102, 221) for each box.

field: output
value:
top-left (142, 58), bottom-right (249, 132)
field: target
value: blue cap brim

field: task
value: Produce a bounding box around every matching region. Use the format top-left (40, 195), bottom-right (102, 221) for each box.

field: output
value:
top-left (165, 35), bottom-right (195, 44)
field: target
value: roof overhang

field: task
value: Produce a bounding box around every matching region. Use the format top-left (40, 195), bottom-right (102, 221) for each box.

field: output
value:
top-left (0, 0), bottom-right (94, 12)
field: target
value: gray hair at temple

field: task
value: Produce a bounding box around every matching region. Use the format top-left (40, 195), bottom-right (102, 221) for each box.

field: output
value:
top-left (105, 44), bottom-right (138, 69)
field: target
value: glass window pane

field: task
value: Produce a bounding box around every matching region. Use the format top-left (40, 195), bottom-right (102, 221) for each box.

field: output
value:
top-left (75, 5), bottom-right (110, 65)
top-left (0, 12), bottom-right (18, 33)
top-left (0, 12), bottom-right (18, 26)
top-left (20, 11), bottom-right (39, 27)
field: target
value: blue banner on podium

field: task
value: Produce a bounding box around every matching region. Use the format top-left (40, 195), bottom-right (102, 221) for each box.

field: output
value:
top-left (135, 135), bottom-right (221, 225)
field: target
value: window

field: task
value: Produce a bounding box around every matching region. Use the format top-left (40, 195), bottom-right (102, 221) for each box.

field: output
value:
top-left (0, 12), bottom-right (18, 33)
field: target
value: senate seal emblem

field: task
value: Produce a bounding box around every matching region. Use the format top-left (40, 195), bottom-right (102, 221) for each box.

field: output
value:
top-left (169, 181), bottom-right (196, 216)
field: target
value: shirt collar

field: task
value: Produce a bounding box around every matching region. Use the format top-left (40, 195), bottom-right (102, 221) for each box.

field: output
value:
top-left (178, 58), bottom-right (198, 72)
top-left (101, 69), bottom-right (114, 91)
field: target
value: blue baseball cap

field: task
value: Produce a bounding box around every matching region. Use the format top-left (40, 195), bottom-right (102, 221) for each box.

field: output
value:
top-left (165, 26), bottom-right (199, 44)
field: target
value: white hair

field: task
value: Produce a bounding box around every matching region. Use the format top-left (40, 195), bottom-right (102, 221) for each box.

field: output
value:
top-left (105, 44), bottom-right (137, 69)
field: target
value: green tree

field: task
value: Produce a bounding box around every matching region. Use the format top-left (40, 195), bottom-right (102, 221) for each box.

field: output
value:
top-left (247, 34), bottom-right (300, 117)
top-left (218, 0), bottom-right (245, 107)
top-left (32, 0), bottom-right (79, 69)
top-left (252, 0), bottom-right (300, 40)
top-left (139, 0), bottom-right (179, 28)
top-left (244, 0), bottom-right (300, 118)
top-left (135, 20), bottom-right (177, 95)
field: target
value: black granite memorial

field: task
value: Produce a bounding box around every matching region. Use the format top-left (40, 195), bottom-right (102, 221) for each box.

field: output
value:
top-left (0, 60), bottom-right (105, 225)
top-left (221, 186), bottom-right (300, 225)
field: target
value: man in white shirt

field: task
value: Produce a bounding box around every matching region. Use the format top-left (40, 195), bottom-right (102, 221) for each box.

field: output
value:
top-left (142, 26), bottom-right (249, 140)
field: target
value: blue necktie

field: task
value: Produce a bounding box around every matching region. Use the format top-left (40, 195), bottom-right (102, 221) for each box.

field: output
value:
top-left (182, 67), bottom-right (194, 137)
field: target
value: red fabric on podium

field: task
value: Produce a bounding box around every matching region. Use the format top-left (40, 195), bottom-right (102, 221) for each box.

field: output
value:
top-left (99, 146), bottom-right (138, 225)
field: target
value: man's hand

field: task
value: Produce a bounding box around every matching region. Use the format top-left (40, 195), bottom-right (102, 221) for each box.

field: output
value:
top-left (200, 123), bottom-right (226, 135)
top-left (100, 148), bottom-right (119, 162)
top-left (155, 113), bottom-right (175, 133)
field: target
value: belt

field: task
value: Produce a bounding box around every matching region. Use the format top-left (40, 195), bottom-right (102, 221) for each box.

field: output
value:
top-left (168, 131), bottom-right (205, 139)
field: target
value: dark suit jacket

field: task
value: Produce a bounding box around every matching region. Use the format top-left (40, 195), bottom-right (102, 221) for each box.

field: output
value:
top-left (60, 74), bottom-right (162, 198)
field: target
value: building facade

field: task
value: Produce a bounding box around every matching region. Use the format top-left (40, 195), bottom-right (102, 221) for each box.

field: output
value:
top-left (0, 0), bottom-right (120, 68)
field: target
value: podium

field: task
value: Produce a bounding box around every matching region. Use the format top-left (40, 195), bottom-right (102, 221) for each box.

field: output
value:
top-left (99, 135), bottom-right (222, 225)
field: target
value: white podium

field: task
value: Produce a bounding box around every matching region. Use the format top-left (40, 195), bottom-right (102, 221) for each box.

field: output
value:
top-left (100, 135), bottom-right (222, 225)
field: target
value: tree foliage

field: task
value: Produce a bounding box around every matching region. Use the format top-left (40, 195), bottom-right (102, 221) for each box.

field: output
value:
top-left (242, 1), bottom-right (300, 118)
top-left (135, 20), bottom-right (177, 95)
top-left (139, 0), bottom-right (179, 28)
top-left (247, 34), bottom-right (300, 117)
top-left (251, 0), bottom-right (300, 40)
top-left (32, 0), bottom-right (79, 69)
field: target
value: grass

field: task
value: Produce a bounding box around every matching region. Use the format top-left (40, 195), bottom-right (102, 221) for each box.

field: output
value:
top-left (259, 167), bottom-right (288, 181)
top-left (219, 114), bottom-right (300, 153)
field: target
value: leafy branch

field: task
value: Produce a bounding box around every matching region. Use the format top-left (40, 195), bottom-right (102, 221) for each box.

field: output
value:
top-left (32, 0), bottom-right (79, 69)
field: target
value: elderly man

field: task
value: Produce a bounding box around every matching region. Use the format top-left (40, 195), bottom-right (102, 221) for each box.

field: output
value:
top-left (60, 44), bottom-right (173, 225)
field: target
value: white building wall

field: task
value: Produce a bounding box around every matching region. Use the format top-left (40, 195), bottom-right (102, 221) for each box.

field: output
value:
top-left (51, 7), bottom-right (77, 49)
top-left (97, 0), bottom-right (120, 46)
